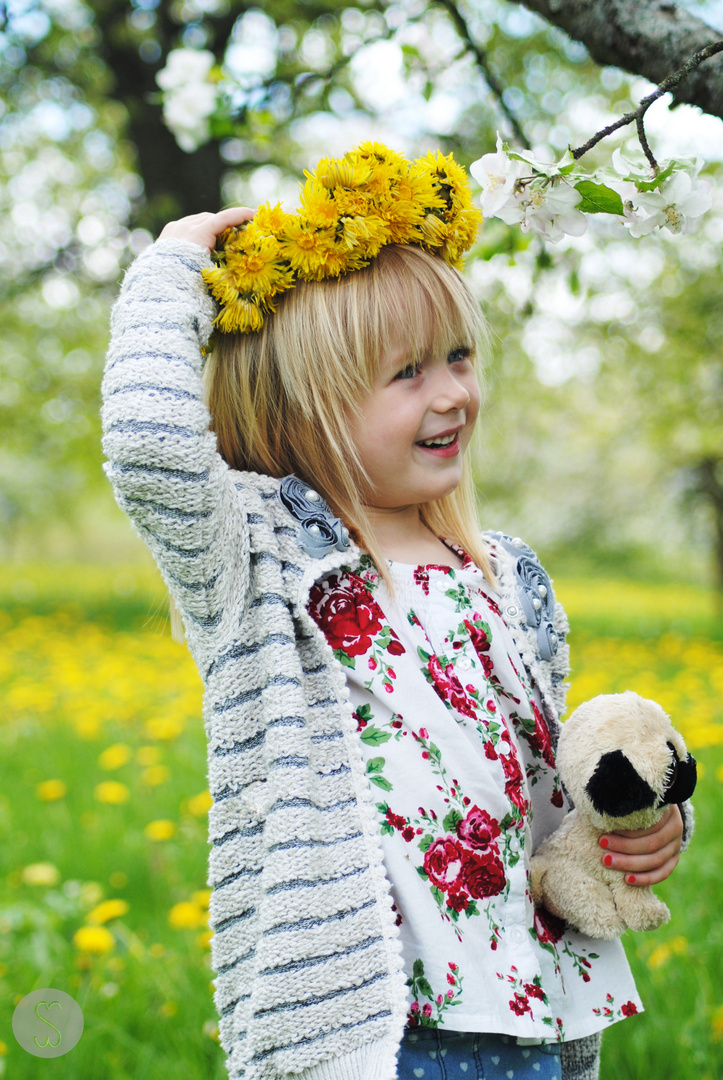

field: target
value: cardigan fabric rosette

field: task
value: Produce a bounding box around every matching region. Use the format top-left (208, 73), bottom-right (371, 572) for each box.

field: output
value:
top-left (101, 239), bottom-right (692, 1080)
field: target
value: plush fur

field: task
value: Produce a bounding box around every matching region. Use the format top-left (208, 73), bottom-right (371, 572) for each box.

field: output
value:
top-left (529, 691), bottom-right (697, 940)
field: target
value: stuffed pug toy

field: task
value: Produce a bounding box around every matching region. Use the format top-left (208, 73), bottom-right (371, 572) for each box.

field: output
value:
top-left (529, 691), bottom-right (697, 940)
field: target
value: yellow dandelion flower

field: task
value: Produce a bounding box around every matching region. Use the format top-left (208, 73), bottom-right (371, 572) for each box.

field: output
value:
top-left (187, 790), bottom-right (212, 816)
top-left (313, 155), bottom-right (372, 190)
top-left (193, 889), bottom-right (211, 909)
top-left (300, 179), bottom-right (341, 229)
top-left (99, 743), bottom-right (132, 771)
top-left (331, 186), bottom-right (373, 219)
top-left (0, 1039), bottom-right (7, 1054)
top-left (160, 1001), bottom-right (178, 1017)
top-left (21, 862), bottom-right (61, 887)
top-left (136, 746), bottom-right (161, 767)
top-left (647, 944), bottom-right (671, 970)
top-left (196, 928), bottom-right (213, 948)
top-left (419, 213), bottom-right (449, 249)
top-left (86, 899), bottom-right (129, 925)
top-left (144, 716), bottom-right (185, 741)
top-left (216, 297), bottom-right (266, 334)
top-left (95, 781), bottom-right (129, 804)
top-left (337, 214), bottom-right (389, 258)
top-left (141, 765), bottom-right (170, 787)
top-left (36, 779), bottom-right (67, 801)
top-left (713, 1005), bottom-right (723, 1041)
top-left (169, 901), bottom-right (207, 930)
top-left (73, 925), bottom-right (115, 954)
top-left (279, 223), bottom-right (349, 281)
top-left (254, 201), bottom-right (288, 233)
top-left (145, 819), bottom-right (177, 842)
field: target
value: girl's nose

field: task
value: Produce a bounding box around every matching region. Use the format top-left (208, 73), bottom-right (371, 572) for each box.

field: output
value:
top-left (434, 369), bottom-right (472, 412)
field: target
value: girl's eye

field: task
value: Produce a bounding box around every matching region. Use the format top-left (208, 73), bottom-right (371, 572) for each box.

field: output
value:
top-left (394, 363), bottom-right (419, 381)
top-left (448, 347), bottom-right (471, 364)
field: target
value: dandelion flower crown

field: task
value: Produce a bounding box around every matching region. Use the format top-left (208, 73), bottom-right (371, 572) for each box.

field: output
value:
top-left (202, 141), bottom-right (483, 334)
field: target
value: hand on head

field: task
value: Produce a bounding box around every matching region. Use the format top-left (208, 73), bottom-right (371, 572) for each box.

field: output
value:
top-left (159, 207), bottom-right (255, 251)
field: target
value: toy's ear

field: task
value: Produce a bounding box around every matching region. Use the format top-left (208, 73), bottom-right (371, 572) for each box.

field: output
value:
top-left (586, 750), bottom-right (657, 818)
top-left (662, 743), bottom-right (698, 805)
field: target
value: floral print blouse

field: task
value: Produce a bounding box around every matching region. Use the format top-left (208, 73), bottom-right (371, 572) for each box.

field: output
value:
top-left (307, 545), bottom-right (642, 1044)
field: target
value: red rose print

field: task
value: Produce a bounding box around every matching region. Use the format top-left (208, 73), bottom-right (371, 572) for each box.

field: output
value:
top-left (446, 887), bottom-right (470, 912)
top-left (529, 701), bottom-right (556, 768)
top-left (551, 788), bottom-right (564, 808)
top-left (423, 837), bottom-right (464, 891)
top-left (484, 741), bottom-right (498, 761)
top-left (524, 983), bottom-right (546, 1001)
top-left (457, 806), bottom-right (502, 852)
top-left (621, 1002), bottom-right (638, 1017)
top-left (533, 905), bottom-right (565, 945)
top-left (427, 655), bottom-right (477, 720)
top-left (510, 993), bottom-right (531, 1016)
top-left (387, 639), bottom-right (405, 656)
top-left (308, 574), bottom-right (388, 656)
top-left (500, 751), bottom-right (527, 814)
top-left (460, 848), bottom-right (506, 899)
top-left (402, 826), bottom-right (415, 843)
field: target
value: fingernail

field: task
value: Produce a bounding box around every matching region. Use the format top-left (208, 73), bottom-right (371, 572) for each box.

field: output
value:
top-left (600, 837), bottom-right (609, 849)
top-left (604, 854), bottom-right (613, 867)
top-left (627, 875), bottom-right (636, 884)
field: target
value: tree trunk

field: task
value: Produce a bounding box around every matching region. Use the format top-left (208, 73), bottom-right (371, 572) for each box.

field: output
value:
top-left (511, 0), bottom-right (723, 120)
top-left (694, 457), bottom-right (723, 600)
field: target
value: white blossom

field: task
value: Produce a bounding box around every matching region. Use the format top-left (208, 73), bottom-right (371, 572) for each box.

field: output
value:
top-left (625, 169), bottom-right (712, 237)
top-left (156, 49), bottom-right (219, 153)
top-left (515, 181), bottom-right (588, 242)
top-left (469, 135), bottom-right (527, 218)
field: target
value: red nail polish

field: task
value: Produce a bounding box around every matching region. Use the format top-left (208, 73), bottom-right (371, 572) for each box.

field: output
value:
top-left (600, 837), bottom-right (609, 849)
top-left (604, 854), bottom-right (613, 867)
top-left (627, 875), bottom-right (636, 884)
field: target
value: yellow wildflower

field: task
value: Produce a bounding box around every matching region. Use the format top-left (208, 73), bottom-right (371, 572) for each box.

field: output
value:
top-left (193, 889), bottom-right (211, 908)
top-left (279, 223), bottom-right (349, 281)
top-left (254, 201), bottom-right (287, 233)
top-left (145, 819), bottom-right (177, 841)
top-left (21, 862), bottom-right (61, 887)
top-left (94, 781), bottom-right (130, 804)
top-left (99, 743), bottom-right (133, 770)
top-left (712, 1005), bottom-right (723, 1041)
top-left (73, 925), bottom-right (115, 954)
top-left (187, 790), bottom-right (212, 816)
top-left (169, 901), bottom-right (208, 929)
top-left (36, 779), bottom-right (67, 801)
top-left (86, 899), bottom-right (129, 924)
top-left (300, 179), bottom-right (341, 229)
top-left (141, 764), bottom-right (170, 787)
top-left (136, 745), bottom-right (160, 767)
top-left (313, 154), bottom-right (372, 190)
top-left (160, 1001), bottom-right (178, 1017)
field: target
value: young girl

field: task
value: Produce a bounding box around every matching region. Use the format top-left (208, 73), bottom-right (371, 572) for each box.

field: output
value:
top-left (101, 145), bottom-right (688, 1080)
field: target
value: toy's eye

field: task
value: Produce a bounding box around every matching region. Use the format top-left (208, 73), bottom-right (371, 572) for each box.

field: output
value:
top-left (664, 741), bottom-right (679, 790)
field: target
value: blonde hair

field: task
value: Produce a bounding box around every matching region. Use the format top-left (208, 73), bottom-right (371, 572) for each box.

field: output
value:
top-left (171, 243), bottom-right (494, 641)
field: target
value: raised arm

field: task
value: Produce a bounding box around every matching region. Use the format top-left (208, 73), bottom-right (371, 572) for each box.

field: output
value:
top-left (101, 209), bottom-right (254, 642)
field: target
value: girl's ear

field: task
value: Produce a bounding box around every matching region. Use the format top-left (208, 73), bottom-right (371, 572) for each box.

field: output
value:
top-left (169, 595), bottom-right (186, 644)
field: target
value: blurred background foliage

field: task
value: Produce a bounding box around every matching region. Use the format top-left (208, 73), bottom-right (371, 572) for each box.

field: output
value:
top-left (1, 0), bottom-right (722, 592)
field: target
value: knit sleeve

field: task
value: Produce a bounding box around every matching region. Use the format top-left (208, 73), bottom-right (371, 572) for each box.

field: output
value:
top-left (100, 237), bottom-right (249, 636)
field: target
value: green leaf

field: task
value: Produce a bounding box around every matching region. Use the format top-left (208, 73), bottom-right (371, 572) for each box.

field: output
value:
top-left (442, 808), bottom-right (463, 833)
top-left (635, 160), bottom-right (676, 192)
top-left (416, 865), bottom-right (429, 880)
top-left (418, 978), bottom-right (434, 998)
top-left (360, 726), bottom-right (391, 746)
top-left (366, 757), bottom-right (385, 774)
top-left (417, 646), bottom-right (431, 662)
top-left (369, 775), bottom-right (393, 791)
top-left (355, 703), bottom-right (373, 721)
top-left (413, 958), bottom-right (425, 977)
top-left (334, 649), bottom-right (356, 669)
top-left (418, 833), bottom-right (434, 853)
top-left (574, 180), bottom-right (624, 216)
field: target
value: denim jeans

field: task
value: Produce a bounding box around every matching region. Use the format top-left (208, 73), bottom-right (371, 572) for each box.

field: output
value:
top-left (396, 1027), bottom-right (561, 1080)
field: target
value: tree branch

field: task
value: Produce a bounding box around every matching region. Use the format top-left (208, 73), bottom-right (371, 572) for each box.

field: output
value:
top-left (434, 0), bottom-right (531, 147)
top-left (571, 38), bottom-right (723, 166)
top-left (509, 0), bottom-right (723, 122)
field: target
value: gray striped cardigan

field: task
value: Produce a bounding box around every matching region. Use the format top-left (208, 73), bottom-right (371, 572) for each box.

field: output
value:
top-left (101, 239), bottom-right (687, 1080)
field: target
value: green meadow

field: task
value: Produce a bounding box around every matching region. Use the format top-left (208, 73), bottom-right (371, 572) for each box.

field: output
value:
top-left (0, 565), bottom-right (721, 1079)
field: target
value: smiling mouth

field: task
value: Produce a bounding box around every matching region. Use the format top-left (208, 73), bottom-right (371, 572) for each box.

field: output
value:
top-left (417, 430), bottom-right (460, 448)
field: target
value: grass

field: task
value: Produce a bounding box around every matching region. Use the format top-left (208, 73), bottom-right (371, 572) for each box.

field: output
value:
top-left (0, 563), bottom-right (721, 1078)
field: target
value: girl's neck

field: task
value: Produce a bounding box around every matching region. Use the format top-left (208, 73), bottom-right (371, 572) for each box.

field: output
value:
top-left (363, 504), bottom-right (463, 567)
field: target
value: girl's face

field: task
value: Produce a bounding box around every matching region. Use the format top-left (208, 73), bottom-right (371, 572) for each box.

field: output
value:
top-left (347, 336), bottom-right (480, 510)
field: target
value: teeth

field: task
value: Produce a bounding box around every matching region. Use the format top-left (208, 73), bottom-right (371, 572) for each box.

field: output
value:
top-left (420, 433), bottom-right (456, 447)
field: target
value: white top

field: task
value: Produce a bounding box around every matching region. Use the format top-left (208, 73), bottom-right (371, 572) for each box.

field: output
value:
top-left (307, 549), bottom-right (642, 1044)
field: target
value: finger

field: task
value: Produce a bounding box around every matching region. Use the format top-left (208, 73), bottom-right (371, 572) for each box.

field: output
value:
top-left (601, 834), bottom-right (681, 874)
top-left (621, 851), bottom-right (680, 888)
top-left (215, 206), bottom-right (255, 228)
top-left (601, 806), bottom-right (682, 851)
